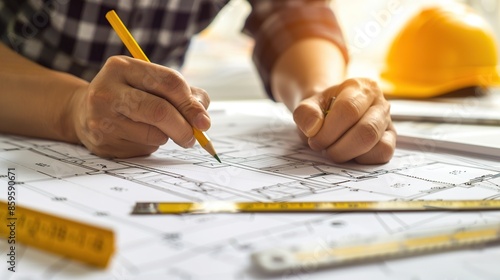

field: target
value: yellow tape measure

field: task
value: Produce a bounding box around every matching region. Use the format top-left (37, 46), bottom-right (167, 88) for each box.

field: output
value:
top-left (0, 201), bottom-right (115, 268)
top-left (132, 200), bottom-right (500, 214)
top-left (252, 224), bottom-right (500, 274)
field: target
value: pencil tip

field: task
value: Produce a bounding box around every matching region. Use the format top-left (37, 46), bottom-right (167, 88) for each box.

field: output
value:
top-left (214, 154), bottom-right (221, 163)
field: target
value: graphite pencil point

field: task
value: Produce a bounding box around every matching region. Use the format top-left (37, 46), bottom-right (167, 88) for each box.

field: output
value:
top-left (214, 154), bottom-right (221, 163)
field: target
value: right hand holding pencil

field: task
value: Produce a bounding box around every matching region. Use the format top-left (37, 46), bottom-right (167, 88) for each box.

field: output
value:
top-left (69, 56), bottom-right (211, 158)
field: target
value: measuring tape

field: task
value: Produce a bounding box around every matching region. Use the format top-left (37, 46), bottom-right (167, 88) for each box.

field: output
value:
top-left (132, 200), bottom-right (500, 214)
top-left (252, 224), bottom-right (500, 274)
top-left (0, 201), bottom-right (115, 268)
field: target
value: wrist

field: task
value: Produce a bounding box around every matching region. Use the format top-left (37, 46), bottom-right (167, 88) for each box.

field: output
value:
top-left (270, 38), bottom-right (347, 111)
top-left (61, 82), bottom-right (88, 144)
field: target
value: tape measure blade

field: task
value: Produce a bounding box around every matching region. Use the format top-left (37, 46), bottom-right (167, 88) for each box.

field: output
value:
top-left (132, 202), bottom-right (204, 214)
top-left (252, 224), bottom-right (500, 274)
top-left (0, 201), bottom-right (115, 268)
top-left (133, 200), bottom-right (500, 214)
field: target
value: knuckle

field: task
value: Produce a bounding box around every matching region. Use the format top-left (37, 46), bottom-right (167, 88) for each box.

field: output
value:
top-left (384, 101), bottom-right (391, 114)
top-left (380, 130), bottom-right (396, 162)
top-left (178, 129), bottom-right (194, 145)
top-left (378, 143), bottom-right (395, 163)
top-left (339, 97), bottom-right (362, 120)
top-left (357, 140), bottom-right (395, 165)
top-left (198, 87), bottom-right (209, 98)
top-left (362, 79), bottom-right (381, 97)
top-left (177, 98), bottom-right (195, 113)
top-left (203, 97), bottom-right (210, 109)
top-left (342, 78), bottom-right (380, 99)
top-left (177, 98), bottom-right (206, 123)
top-left (147, 127), bottom-right (169, 145)
top-left (143, 100), bottom-right (171, 123)
top-left (192, 86), bottom-right (208, 97)
top-left (104, 56), bottom-right (129, 71)
top-left (195, 88), bottom-right (210, 108)
top-left (162, 70), bottom-right (187, 92)
top-left (341, 78), bottom-right (362, 89)
top-left (293, 102), bottom-right (319, 123)
top-left (362, 78), bottom-right (378, 89)
top-left (152, 102), bottom-right (170, 123)
top-left (357, 120), bottom-right (380, 147)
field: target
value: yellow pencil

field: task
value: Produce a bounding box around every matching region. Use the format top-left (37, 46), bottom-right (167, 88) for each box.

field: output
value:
top-left (105, 10), bottom-right (220, 163)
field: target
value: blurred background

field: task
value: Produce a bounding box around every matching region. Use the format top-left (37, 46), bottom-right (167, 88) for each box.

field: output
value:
top-left (181, 0), bottom-right (500, 100)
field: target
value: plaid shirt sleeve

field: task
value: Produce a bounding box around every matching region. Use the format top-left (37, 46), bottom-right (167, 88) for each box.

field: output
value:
top-left (243, 0), bottom-right (349, 99)
top-left (1, 0), bottom-right (347, 100)
top-left (0, 0), bottom-right (227, 81)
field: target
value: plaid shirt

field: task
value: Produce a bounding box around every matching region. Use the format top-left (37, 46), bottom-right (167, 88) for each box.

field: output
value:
top-left (0, 0), bottom-right (347, 98)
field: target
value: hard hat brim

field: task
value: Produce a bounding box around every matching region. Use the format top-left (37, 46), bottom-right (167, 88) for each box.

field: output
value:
top-left (380, 66), bottom-right (500, 98)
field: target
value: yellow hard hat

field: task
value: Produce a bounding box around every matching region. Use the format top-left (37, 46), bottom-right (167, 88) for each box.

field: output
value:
top-left (380, 4), bottom-right (500, 98)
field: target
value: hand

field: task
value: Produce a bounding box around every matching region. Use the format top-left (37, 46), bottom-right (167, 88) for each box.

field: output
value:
top-left (69, 56), bottom-right (210, 158)
top-left (293, 78), bottom-right (396, 164)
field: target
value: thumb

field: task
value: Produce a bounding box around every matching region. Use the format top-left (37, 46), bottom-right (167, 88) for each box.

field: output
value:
top-left (292, 94), bottom-right (325, 138)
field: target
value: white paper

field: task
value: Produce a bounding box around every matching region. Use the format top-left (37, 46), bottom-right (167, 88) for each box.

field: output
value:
top-left (1, 100), bottom-right (499, 280)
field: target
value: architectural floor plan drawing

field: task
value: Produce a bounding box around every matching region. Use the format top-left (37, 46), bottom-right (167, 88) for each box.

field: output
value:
top-left (1, 100), bottom-right (500, 280)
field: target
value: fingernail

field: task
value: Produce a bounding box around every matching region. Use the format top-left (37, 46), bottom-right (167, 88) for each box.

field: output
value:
top-left (303, 116), bottom-right (322, 137)
top-left (194, 112), bottom-right (210, 130)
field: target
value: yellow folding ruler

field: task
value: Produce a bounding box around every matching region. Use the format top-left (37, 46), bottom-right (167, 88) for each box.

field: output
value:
top-left (251, 224), bottom-right (500, 274)
top-left (0, 201), bottom-right (115, 268)
top-left (132, 200), bottom-right (500, 214)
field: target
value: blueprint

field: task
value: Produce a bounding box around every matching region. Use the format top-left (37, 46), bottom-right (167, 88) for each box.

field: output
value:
top-left (1, 100), bottom-right (500, 280)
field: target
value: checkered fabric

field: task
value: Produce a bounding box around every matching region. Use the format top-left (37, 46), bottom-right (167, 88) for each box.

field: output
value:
top-left (0, 0), bottom-right (348, 98)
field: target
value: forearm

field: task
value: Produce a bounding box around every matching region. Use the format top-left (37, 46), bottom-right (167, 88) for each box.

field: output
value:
top-left (271, 38), bottom-right (347, 111)
top-left (0, 43), bottom-right (87, 143)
